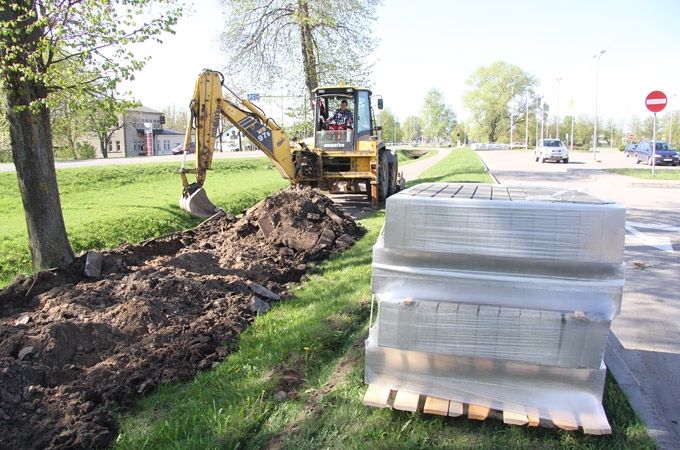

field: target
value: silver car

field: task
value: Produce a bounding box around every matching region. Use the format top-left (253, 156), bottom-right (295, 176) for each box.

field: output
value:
top-left (535, 139), bottom-right (569, 163)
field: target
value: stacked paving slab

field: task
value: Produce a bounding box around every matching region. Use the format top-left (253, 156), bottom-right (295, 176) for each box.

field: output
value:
top-left (366, 183), bottom-right (625, 427)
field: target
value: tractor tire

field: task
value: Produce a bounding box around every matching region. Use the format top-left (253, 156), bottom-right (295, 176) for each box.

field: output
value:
top-left (378, 151), bottom-right (389, 202)
top-left (563, 158), bottom-right (569, 164)
top-left (387, 151), bottom-right (398, 197)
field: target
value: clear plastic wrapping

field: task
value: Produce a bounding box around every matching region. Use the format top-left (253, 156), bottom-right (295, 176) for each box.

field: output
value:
top-left (365, 183), bottom-right (625, 424)
top-left (382, 183), bottom-right (625, 266)
top-left (365, 327), bottom-right (608, 425)
top-left (372, 238), bottom-right (623, 320)
top-left (375, 295), bottom-right (609, 369)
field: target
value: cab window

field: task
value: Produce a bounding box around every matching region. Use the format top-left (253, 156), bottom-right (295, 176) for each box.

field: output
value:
top-left (356, 91), bottom-right (371, 137)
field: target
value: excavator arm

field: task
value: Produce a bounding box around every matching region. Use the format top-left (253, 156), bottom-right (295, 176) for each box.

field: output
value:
top-left (179, 70), bottom-right (320, 217)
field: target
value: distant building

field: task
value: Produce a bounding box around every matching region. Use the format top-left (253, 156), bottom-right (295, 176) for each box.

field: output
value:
top-left (102, 106), bottom-right (185, 158)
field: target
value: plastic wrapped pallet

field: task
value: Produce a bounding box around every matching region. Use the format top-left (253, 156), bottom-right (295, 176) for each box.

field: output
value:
top-left (365, 326), bottom-right (609, 426)
top-left (374, 294), bottom-right (610, 368)
top-left (381, 183), bottom-right (625, 266)
top-left (372, 239), bottom-right (624, 319)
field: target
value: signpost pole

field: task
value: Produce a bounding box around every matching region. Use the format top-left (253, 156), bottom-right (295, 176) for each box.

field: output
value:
top-left (645, 90), bottom-right (668, 178)
top-left (652, 112), bottom-right (657, 178)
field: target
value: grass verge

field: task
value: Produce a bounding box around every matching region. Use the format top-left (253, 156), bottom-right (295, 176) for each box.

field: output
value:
top-left (116, 148), bottom-right (652, 449)
top-left (606, 168), bottom-right (680, 180)
top-left (411, 147), bottom-right (493, 185)
top-left (0, 158), bottom-right (286, 287)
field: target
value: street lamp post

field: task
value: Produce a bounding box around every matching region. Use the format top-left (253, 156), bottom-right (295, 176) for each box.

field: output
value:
top-left (556, 77), bottom-right (563, 140)
top-left (592, 50), bottom-right (606, 160)
top-left (524, 93), bottom-right (529, 149)
top-left (509, 85), bottom-right (514, 149)
top-left (669, 94), bottom-right (677, 147)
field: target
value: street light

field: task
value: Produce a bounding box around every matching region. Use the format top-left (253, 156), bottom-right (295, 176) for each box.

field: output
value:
top-left (669, 93), bottom-right (677, 147)
top-left (592, 49), bottom-right (606, 160)
top-left (555, 77), bottom-right (563, 140)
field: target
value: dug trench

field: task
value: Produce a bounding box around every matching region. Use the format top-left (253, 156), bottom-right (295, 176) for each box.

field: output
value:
top-left (0, 186), bottom-right (365, 450)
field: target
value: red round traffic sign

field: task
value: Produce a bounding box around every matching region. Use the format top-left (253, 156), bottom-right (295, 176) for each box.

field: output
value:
top-left (646, 91), bottom-right (667, 113)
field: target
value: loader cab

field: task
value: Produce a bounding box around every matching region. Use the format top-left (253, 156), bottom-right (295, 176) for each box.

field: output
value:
top-left (313, 86), bottom-right (381, 152)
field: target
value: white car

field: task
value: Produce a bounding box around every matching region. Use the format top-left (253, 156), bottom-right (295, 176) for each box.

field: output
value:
top-left (534, 139), bottom-right (569, 163)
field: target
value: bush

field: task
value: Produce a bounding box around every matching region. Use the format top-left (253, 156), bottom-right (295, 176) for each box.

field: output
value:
top-left (75, 142), bottom-right (96, 160)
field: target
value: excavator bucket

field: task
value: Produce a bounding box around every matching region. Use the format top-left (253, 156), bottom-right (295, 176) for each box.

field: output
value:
top-left (179, 186), bottom-right (220, 218)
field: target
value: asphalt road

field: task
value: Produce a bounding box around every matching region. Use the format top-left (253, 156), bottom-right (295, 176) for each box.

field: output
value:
top-left (476, 148), bottom-right (680, 449)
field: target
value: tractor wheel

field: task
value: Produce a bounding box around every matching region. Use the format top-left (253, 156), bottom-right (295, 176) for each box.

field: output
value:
top-left (378, 151), bottom-right (389, 202)
top-left (387, 151), bottom-right (398, 197)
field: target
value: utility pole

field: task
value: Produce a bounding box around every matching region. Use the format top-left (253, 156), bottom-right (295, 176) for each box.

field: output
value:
top-left (556, 77), bottom-right (563, 140)
top-left (669, 94), bottom-right (677, 147)
top-left (540, 97), bottom-right (545, 142)
top-left (524, 93), bottom-right (529, 149)
top-left (593, 50), bottom-right (606, 160)
top-left (509, 85), bottom-right (514, 148)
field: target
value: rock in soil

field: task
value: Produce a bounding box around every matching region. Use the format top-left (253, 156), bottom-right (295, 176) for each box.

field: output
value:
top-left (0, 186), bottom-right (365, 449)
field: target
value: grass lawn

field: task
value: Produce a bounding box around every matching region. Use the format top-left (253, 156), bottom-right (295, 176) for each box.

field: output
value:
top-left (606, 168), bottom-right (680, 180)
top-left (0, 159), bottom-right (287, 287)
top-left (411, 147), bottom-right (493, 185)
top-left (115, 149), bottom-right (652, 449)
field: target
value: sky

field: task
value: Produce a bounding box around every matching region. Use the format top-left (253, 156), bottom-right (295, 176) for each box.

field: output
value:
top-left (127, 0), bottom-right (680, 128)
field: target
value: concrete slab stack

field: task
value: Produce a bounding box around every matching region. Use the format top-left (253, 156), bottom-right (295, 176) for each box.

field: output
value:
top-left (366, 183), bottom-right (625, 426)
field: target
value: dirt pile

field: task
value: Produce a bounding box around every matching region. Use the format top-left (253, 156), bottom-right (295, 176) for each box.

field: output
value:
top-left (0, 186), bottom-right (365, 450)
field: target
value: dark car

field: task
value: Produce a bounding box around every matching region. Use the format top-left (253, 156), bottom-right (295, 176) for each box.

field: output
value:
top-left (624, 143), bottom-right (638, 158)
top-left (635, 141), bottom-right (679, 166)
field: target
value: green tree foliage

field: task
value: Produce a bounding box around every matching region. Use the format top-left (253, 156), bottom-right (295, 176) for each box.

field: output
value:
top-left (162, 104), bottom-right (190, 132)
top-left (220, 0), bottom-right (382, 103)
top-left (380, 108), bottom-right (402, 143)
top-left (421, 88), bottom-right (456, 145)
top-left (0, 0), bottom-right (181, 271)
top-left (402, 115), bottom-right (422, 143)
top-left (450, 121), bottom-right (467, 145)
top-left (464, 61), bottom-right (538, 143)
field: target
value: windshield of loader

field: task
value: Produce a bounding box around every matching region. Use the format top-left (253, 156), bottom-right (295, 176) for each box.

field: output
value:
top-left (315, 95), bottom-right (354, 151)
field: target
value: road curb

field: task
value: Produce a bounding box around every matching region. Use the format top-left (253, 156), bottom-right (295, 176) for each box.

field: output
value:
top-left (475, 151), bottom-right (500, 185)
top-left (605, 334), bottom-right (677, 449)
top-left (629, 182), bottom-right (680, 189)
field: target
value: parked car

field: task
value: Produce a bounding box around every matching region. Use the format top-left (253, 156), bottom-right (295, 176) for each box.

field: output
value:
top-left (624, 143), bottom-right (638, 158)
top-left (534, 139), bottom-right (569, 163)
top-left (634, 140), bottom-right (679, 166)
top-left (171, 142), bottom-right (195, 155)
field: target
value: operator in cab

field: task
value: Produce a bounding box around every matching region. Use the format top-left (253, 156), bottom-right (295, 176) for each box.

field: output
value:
top-left (328, 99), bottom-right (353, 130)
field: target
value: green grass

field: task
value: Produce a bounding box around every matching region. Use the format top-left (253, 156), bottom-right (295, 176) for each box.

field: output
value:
top-left (606, 168), bottom-right (680, 180)
top-left (115, 149), bottom-right (653, 449)
top-left (412, 147), bottom-right (493, 185)
top-left (0, 158), bottom-right (286, 287)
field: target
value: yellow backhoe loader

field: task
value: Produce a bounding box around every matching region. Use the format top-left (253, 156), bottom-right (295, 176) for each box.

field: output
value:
top-left (178, 70), bottom-right (403, 217)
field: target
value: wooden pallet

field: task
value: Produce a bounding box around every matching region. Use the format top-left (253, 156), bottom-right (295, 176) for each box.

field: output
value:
top-left (362, 384), bottom-right (611, 435)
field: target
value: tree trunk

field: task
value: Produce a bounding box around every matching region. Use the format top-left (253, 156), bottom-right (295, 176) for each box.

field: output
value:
top-left (1, 1), bottom-right (74, 271)
top-left (99, 137), bottom-right (109, 158)
top-left (298, 0), bottom-right (319, 108)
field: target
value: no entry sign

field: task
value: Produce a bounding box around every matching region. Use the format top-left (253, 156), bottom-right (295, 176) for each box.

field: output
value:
top-left (646, 91), bottom-right (667, 113)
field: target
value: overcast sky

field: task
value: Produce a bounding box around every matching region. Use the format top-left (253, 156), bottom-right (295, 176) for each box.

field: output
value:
top-left (127, 0), bottom-right (680, 126)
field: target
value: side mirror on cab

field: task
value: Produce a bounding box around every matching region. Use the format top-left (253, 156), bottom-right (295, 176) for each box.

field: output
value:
top-left (377, 98), bottom-right (383, 110)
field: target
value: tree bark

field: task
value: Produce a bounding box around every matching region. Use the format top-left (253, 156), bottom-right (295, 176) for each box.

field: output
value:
top-left (298, 0), bottom-right (319, 108)
top-left (1, 1), bottom-right (74, 271)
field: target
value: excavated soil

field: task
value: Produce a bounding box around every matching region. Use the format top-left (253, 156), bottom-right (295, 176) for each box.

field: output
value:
top-left (0, 186), bottom-right (364, 449)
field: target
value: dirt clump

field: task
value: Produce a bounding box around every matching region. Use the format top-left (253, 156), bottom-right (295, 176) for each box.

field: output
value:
top-left (0, 186), bottom-right (364, 449)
